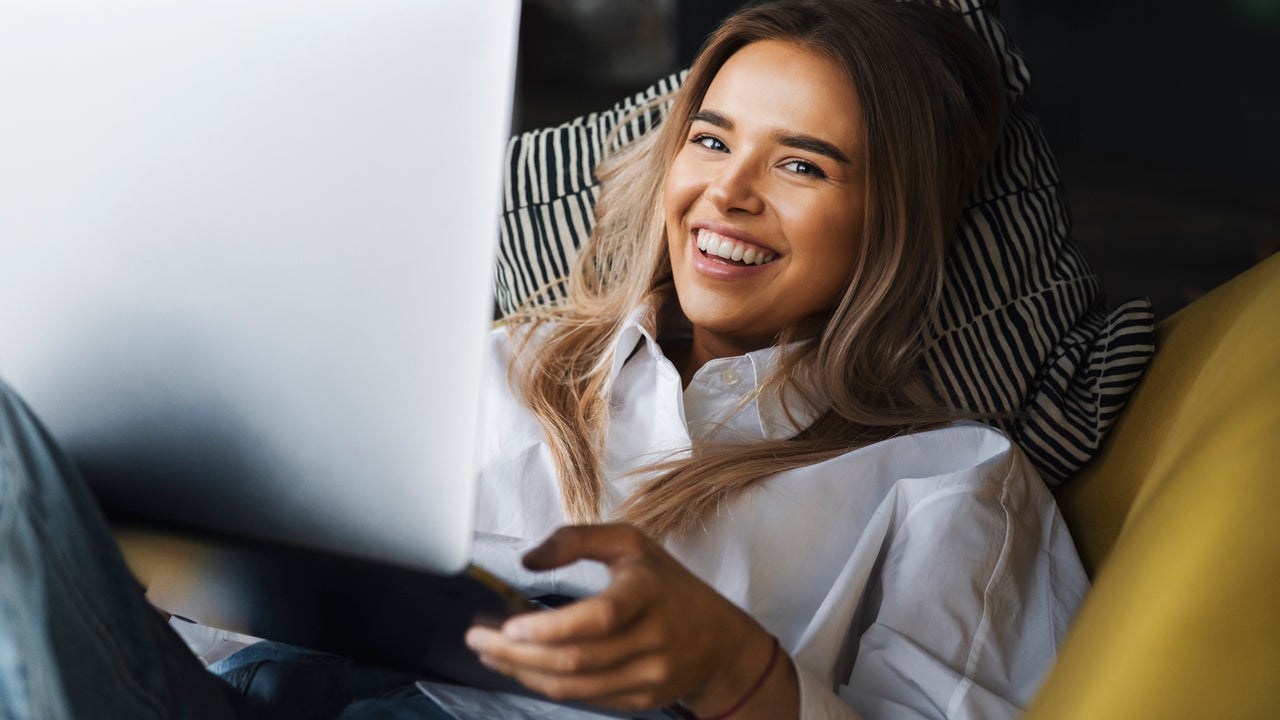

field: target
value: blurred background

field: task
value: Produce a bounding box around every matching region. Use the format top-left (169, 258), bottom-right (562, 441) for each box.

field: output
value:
top-left (512, 0), bottom-right (1280, 321)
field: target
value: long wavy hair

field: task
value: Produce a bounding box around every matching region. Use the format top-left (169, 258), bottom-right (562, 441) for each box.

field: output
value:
top-left (505, 0), bottom-right (1006, 537)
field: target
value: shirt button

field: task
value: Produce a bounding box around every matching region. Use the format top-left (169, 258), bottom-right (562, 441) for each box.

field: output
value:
top-left (721, 369), bottom-right (741, 386)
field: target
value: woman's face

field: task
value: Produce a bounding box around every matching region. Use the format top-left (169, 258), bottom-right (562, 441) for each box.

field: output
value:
top-left (663, 40), bottom-right (866, 357)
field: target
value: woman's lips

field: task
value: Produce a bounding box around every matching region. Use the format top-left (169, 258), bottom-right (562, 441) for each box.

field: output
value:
top-left (693, 228), bottom-right (777, 267)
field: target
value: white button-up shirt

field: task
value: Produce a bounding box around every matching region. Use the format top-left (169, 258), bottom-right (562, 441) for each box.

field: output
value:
top-left (421, 305), bottom-right (1089, 720)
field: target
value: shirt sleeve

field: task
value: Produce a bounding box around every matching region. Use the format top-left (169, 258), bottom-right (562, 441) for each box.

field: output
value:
top-left (835, 454), bottom-right (1087, 719)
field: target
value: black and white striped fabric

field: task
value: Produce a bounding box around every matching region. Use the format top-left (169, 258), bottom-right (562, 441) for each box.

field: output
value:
top-left (494, 0), bottom-right (1155, 484)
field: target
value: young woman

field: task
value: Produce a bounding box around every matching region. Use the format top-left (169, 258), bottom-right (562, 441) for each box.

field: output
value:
top-left (0, 1), bottom-right (1087, 719)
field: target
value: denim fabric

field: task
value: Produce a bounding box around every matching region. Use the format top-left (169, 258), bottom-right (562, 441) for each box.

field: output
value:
top-left (212, 642), bottom-right (455, 720)
top-left (0, 379), bottom-right (454, 720)
top-left (0, 380), bottom-right (250, 719)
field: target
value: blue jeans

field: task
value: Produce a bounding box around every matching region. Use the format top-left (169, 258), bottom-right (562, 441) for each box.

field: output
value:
top-left (0, 380), bottom-right (453, 720)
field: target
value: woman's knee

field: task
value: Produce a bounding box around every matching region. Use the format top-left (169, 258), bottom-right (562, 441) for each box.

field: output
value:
top-left (0, 379), bottom-right (60, 483)
top-left (212, 641), bottom-right (425, 719)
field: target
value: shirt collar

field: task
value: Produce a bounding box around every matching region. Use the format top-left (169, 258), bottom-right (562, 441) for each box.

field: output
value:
top-left (607, 298), bottom-right (663, 385)
top-left (608, 297), bottom-right (825, 442)
top-left (686, 344), bottom-right (824, 442)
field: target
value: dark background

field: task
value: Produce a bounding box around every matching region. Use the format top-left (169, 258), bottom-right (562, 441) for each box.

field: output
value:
top-left (512, 0), bottom-right (1280, 321)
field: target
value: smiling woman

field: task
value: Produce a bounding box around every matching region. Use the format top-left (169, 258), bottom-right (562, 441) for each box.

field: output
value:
top-left (457, 2), bottom-right (1083, 720)
top-left (510, 0), bottom-right (1006, 537)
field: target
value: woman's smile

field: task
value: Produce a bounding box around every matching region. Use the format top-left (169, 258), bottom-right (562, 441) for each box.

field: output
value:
top-left (693, 226), bottom-right (778, 268)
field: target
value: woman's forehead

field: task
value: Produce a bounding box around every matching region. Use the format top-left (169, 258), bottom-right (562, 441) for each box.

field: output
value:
top-left (697, 40), bottom-right (863, 154)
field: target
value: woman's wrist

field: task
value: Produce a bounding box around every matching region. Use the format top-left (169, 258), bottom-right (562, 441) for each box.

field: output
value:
top-left (682, 622), bottom-right (798, 720)
top-left (699, 636), bottom-right (780, 720)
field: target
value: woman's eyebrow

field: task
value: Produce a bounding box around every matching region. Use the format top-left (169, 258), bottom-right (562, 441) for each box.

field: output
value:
top-left (775, 133), bottom-right (852, 165)
top-left (689, 110), bottom-right (852, 165)
top-left (690, 110), bottom-right (732, 129)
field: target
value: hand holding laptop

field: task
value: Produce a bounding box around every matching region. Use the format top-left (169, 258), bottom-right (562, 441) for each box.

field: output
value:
top-left (467, 524), bottom-right (789, 720)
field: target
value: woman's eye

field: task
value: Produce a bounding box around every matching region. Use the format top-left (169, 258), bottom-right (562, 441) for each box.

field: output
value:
top-left (783, 159), bottom-right (826, 179)
top-left (692, 134), bottom-right (727, 152)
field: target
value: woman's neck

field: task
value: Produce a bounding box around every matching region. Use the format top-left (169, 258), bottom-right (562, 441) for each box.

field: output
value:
top-left (658, 315), bottom-right (771, 388)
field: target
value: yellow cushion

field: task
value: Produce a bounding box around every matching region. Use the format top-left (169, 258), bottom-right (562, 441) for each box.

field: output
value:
top-left (1029, 252), bottom-right (1280, 719)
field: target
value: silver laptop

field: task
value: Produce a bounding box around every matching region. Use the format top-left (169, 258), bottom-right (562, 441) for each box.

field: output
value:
top-left (0, 8), bottom-right (691, 716)
top-left (0, 0), bottom-right (518, 576)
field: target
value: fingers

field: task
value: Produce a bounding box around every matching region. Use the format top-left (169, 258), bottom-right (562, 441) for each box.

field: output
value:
top-left (466, 623), bottom-right (654, 676)
top-left (522, 523), bottom-right (653, 571)
top-left (502, 567), bottom-right (653, 643)
top-left (473, 522), bottom-right (718, 711)
top-left (505, 524), bottom-right (659, 646)
top-left (475, 646), bottom-right (678, 709)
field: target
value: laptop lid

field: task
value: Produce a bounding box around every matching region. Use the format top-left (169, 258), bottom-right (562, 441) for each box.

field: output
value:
top-left (0, 0), bottom-right (520, 575)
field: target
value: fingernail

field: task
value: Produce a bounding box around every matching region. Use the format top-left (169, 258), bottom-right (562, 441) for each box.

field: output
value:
top-left (478, 653), bottom-right (500, 670)
top-left (504, 618), bottom-right (533, 642)
top-left (464, 629), bottom-right (488, 652)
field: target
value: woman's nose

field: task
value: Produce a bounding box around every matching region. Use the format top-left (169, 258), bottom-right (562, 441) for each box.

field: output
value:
top-left (706, 159), bottom-right (765, 215)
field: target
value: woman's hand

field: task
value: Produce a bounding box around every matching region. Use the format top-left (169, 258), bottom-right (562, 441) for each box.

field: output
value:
top-left (464, 523), bottom-right (797, 718)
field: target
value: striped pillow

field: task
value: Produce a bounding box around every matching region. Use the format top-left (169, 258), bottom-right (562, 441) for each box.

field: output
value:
top-left (495, 0), bottom-right (1154, 483)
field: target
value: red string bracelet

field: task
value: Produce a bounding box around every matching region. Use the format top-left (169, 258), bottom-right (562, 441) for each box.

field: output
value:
top-left (697, 635), bottom-right (781, 720)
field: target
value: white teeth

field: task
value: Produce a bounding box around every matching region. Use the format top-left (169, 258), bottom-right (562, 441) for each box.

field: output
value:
top-left (694, 229), bottom-right (777, 266)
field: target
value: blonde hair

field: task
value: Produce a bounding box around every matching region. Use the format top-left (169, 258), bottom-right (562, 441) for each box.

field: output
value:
top-left (505, 0), bottom-right (1006, 537)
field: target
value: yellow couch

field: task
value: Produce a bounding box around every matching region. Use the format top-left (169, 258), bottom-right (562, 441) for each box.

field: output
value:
top-left (1028, 251), bottom-right (1280, 719)
top-left (119, 253), bottom-right (1280, 717)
